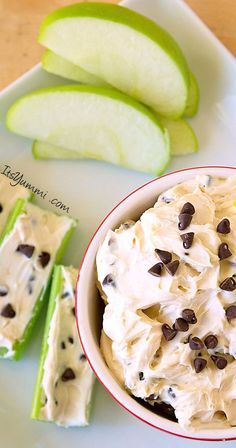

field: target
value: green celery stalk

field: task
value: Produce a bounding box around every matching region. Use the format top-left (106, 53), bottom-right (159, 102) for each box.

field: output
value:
top-left (0, 198), bottom-right (27, 247)
top-left (31, 265), bottom-right (62, 418)
top-left (31, 265), bottom-right (95, 426)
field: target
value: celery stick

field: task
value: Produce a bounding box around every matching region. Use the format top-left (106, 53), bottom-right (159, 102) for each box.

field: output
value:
top-left (31, 265), bottom-right (95, 427)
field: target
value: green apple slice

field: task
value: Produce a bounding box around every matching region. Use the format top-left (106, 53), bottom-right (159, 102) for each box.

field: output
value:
top-left (159, 116), bottom-right (198, 156)
top-left (42, 50), bottom-right (200, 121)
top-left (42, 49), bottom-right (108, 86)
top-left (32, 140), bottom-right (81, 160)
top-left (38, 3), bottom-right (190, 118)
top-left (184, 72), bottom-right (199, 117)
top-left (6, 85), bottom-right (170, 175)
top-left (32, 113), bottom-right (198, 160)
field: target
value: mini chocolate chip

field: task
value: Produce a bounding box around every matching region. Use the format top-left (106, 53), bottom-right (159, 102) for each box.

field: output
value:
top-left (211, 355), bottom-right (228, 370)
top-left (218, 243), bottom-right (232, 260)
top-left (27, 283), bottom-right (33, 295)
top-left (72, 307), bottom-right (76, 316)
top-left (184, 252), bottom-right (189, 256)
top-left (1, 303), bottom-right (15, 318)
top-left (166, 260), bottom-right (180, 276)
top-left (121, 221), bottom-right (133, 230)
top-left (198, 352), bottom-right (202, 357)
top-left (225, 305), bottom-right (236, 320)
top-left (174, 317), bottom-right (189, 332)
top-left (80, 353), bottom-right (86, 361)
top-left (194, 357), bottom-right (207, 373)
top-left (68, 336), bottom-right (74, 344)
top-left (162, 323), bottom-right (177, 341)
top-left (55, 399), bottom-right (58, 406)
top-left (139, 371), bottom-right (144, 381)
top-left (204, 334), bottom-right (218, 349)
top-left (61, 341), bottom-right (66, 349)
top-left (148, 262), bottom-right (163, 277)
top-left (178, 213), bottom-right (192, 230)
top-left (155, 249), bottom-right (172, 264)
top-left (220, 277), bottom-right (236, 291)
top-left (38, 251), bottom-right (50, 268)
top-left (55, 380), bottom-right (58, 388)
top-left (182, 309), bottom-right (197, 324)
top-left (217, 218), bottom-right (230, 234)
top-left (0, 204), bottom-right (3, 213)
top-left (61, 291), bottom-right (70, 299)
top-left (29, 274), bottom-right (35, 282)
top-left (0, 285), bottom-right (8, 297)
top-left (181, 202), bottom-right (195, 215)
top-left (61, 367), bottom-right (76, 382)
top-left (168, 387), bottom-right (176, 399)
top-left (189, 336), bottom-right (204, 350)
top-left (16, 244), bottom-right (35, 258)
top-left (180, 232), bottom-right (194, 249)
top-left (102, 274), bottom-right (116, 287)
top-left (146, 393), bottom-right (156, 401)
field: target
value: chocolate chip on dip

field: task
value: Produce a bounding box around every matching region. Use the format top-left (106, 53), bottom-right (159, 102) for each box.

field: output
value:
top-left (155, 249), bottom-right (172, 264)
top-left (148, 262), bottom-right (163, 277)
top-left (38, 251), bottom-right (51, 268)
top-left (211, 355), bottom-right (227, 370)
top-left (225, 305), bottom-right (236, 321)
top-left (219, 277), bottom-right (236, 291)
top-left (181, 309), bottom-right (197, 324)
top-left (181, 232), bottom-right (194, 249)
top-left (102, 274), bottom-right (116, 287)
top-left (181, 202), bottom-right (195, 215)
top-left (61, 367), bottom-right (76, 382)
top-left (178, 213), bottom-right (192, 231)
top-left (218, 243), bottom-right (232, 261)
top-left (204, 335), bottom-right (218, 349)
top-left (166, 260), bottom-right (180, 276)
top-left (174, 318), bottom-right (189, 332)
top-left (189, 337), bottom-right (204, 351)
top-left (217, 218), bottom-right (231, 234)
top-left (16, 244), bottom-right (35, 258)
top-left (194, 357), bottom-right (207, 373)
top-left (0, 285), bottom-right (8, 297)
top-left (1, 303), bottom-right (16, 318)
top-left (139, 371), bottom-right (144, 381)
top-left (162, 324), bottom-right (177, 341)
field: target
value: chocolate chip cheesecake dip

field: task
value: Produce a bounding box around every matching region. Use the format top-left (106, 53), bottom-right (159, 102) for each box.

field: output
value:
top-left (96, 174), bottom-right (236, 430)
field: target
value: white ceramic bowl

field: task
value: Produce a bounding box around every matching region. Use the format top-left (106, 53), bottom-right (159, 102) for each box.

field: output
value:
top-left (76, 166), bottom-right (236, 441)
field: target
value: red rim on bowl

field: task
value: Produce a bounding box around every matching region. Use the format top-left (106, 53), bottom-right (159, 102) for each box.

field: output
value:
top-left (75, 166), bottom-right (236, 441)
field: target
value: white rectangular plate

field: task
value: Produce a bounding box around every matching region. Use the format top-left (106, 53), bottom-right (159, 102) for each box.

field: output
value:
top-left (0, 1), bottom-right (236, 447)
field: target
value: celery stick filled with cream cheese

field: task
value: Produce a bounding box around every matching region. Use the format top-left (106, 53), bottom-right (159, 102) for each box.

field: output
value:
top-left (31, 265), bottom-right (95, 427)
top-left (0, 201), bottom-right (76, 359)
top-left (0, 173), bottom-right (32, 235)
